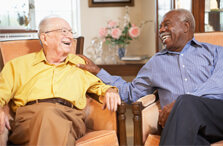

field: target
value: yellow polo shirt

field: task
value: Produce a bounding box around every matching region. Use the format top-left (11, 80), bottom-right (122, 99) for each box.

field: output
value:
top-left (0, 50), bottom-right (112, 112)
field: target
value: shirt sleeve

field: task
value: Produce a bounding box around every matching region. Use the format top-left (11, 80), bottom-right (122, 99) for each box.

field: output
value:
top-left (97, 62), bottom-right (155, 103)
top-left (0, 62), bottom-right (15, 107)
top-left (85, 70), bottom-right (113, 98)
top-left (192, 46), bottom-right (223, 99)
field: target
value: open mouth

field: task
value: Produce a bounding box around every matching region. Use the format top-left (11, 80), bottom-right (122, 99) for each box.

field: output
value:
top-left (160, 33), bottom-right (171, 43)
top-left (62, 41), bottom-right (71, 46)
top-left (64, 42), bottom-right (71, 45)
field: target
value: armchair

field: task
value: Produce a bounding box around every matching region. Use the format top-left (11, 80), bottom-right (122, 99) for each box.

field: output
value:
top-left (132, 32), bottom-right (223, 146)
top-left (0, 37), bottom-right (127, 146)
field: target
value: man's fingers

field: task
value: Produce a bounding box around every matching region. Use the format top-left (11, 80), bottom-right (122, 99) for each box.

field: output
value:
top-left (158, 110), bottom-right (163, 125)
top-left (159, 109), bottom-right (168, 128)
top-left (104, 88), bottom-right (122, 112)
top-left (106, 96), bottom-right (110, 111)
top-left (77, 55), bottom-right (101, 75)
top-left (114, 94), bottom-right (120, 111)
top-left (0, 113), bottom-right (5, 134)
top-left (76, 64), bottom-right (86, 70)
top-left (110, 95), bottom-right (114, 112)
top-left (118, 96), bottom-right (121, 105)
top-left (113, 96), bottom-right (117, 111)
top-left (77, 54), bottom-right (91, 64)
top-left (77, 54), bottom-right (87, 60)
top-left (102, 102), bottom-right (106, 110)
top-left (158, 101), bottom-right (175, 128)
top-left (5, 116), bottom-right (11, 130)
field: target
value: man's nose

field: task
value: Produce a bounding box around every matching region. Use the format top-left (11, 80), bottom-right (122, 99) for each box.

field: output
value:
top-left (66, 32), bottom-right (73, 38)
top-left (159, 25), bottom-right (165, 34)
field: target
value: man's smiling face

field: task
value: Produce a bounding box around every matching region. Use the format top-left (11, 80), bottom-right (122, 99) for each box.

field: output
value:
top-left (159, 11), bottom-right (187, 52)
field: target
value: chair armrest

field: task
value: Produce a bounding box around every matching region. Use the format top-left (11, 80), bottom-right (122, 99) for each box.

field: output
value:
top-left (137, 94), bottom-right (157, 107)
top-left (85, 97), bottom-right (117, 130)
top-left (132, 93), bottom-right (161, 145)
top-left (85, 97), bottom-right (127, 145)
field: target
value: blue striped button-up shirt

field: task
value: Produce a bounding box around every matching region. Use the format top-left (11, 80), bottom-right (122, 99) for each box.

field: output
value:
top-left (97, 38), bottom-right (223, 108)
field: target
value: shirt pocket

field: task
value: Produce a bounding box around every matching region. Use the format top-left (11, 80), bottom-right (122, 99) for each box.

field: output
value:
top-left (186, 61), bottom-right (213, 81)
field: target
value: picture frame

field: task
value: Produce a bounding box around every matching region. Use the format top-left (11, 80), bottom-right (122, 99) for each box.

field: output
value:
top-left (88, 0), bottom-right (134, 7)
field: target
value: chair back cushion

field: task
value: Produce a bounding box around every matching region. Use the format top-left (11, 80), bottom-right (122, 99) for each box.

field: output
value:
top-left (194, 32), bottom-right (223, 46)
top-left (0, 39), bottom-right (77, 65)
top-left (0, 39), bottom-right (42, 65)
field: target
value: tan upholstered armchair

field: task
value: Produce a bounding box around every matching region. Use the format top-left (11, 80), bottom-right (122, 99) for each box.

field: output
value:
top-left (132, 32), bottom-right (223, 146)
top-left (132, 91), bottom-right (161, 146)
top-left (0, 38), bottom-right (127, 146)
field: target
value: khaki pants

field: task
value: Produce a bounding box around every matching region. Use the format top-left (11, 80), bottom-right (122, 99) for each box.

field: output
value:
top-left (9, 102), bottom-right (86, 146)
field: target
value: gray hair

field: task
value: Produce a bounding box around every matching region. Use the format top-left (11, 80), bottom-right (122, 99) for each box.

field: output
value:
top-left (38, 15), bottom-right (62, 38)
top-left (168, 9), bottom-right (196, 33)
top-left (38, 15), bottom-right (63, 46)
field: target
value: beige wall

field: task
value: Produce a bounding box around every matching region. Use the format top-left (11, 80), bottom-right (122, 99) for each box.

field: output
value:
top-left (141, 0), bottom-right (156, 56)
top-left (80, 0), bottom-right (156, 61)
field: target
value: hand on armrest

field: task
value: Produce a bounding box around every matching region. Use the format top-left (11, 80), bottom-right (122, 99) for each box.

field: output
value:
top-left (103, 88), bottom-right (121, 112)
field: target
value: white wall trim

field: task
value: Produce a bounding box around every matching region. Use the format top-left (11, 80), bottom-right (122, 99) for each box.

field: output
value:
top-left (71, 0), bottom-right (81, 37)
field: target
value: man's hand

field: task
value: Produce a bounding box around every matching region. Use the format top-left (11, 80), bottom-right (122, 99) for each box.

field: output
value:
top-left (103, 88), bottom-right (121, 112)
top-left (77, 55), bottom-right (101, 75)
top-left (158, 100), bottom-right (175, 128)
top-left (0, 107), bottom-right (11, 134)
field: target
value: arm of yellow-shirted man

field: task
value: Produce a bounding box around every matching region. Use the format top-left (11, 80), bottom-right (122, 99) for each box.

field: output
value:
top-left (84, 69), bottom-right (121, 112)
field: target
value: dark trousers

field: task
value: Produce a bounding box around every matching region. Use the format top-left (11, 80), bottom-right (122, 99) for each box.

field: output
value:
top-left (160, 94), bottom-right (223, 145)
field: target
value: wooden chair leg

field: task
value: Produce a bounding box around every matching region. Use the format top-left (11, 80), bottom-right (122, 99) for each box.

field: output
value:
top-left (132, 102), bottom-right (143, 146)
top-left (117, 101), bottom-right (127, 146)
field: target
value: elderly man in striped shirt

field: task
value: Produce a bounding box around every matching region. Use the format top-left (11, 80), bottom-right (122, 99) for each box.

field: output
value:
top-left (78, 9), bottom-right (223, 145)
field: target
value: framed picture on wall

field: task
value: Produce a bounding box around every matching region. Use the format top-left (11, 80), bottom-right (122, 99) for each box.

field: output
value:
top-left (88, 0), bottom-right (134, 7)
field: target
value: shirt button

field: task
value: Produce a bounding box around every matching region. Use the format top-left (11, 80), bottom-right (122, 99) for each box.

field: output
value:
top-left (184, 78), bottom-right (188, 81)
top-left (181, 54), bottom-right (184, 56)
top-left (182, 65), bottom-right (185, 68)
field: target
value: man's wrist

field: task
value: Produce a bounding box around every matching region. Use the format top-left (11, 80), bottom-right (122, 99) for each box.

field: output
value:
top-left (94, 67), bottom-right (101, 75)
top-left (106, 87), bottom-right (118, 93)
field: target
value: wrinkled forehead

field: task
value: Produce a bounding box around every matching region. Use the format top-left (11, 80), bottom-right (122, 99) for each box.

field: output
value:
top-left (160, 11), bottom-right (181, 24)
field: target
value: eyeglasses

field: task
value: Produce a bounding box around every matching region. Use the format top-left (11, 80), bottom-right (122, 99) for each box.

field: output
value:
top-left (44, 28), bottom-right (75, 35)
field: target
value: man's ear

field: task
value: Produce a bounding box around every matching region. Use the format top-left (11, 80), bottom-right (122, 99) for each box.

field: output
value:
top-left (40, 33), bottom-right (47, 46)
top-left (184, 21), bottom-right (190, 33)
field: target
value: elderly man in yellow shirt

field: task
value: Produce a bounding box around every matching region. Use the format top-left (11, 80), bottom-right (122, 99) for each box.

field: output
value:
top-left (0, 16), bottom-right (121, 145)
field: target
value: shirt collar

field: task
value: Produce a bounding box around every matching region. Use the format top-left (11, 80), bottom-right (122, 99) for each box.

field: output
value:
top-left (33, 49), bottom-right (47, 65)
top-left (65, 54), bottom-right (81, 65)
top-left (157, 37), bottom-right (201, 55)
top-left (33, 50), bottom-right (80, 66)
top-left (191, 37), bottom-right (203, 47)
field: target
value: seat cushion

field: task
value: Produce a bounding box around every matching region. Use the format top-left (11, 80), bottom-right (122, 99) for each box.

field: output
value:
top-left (76, 130), bottom-right (118, 146)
